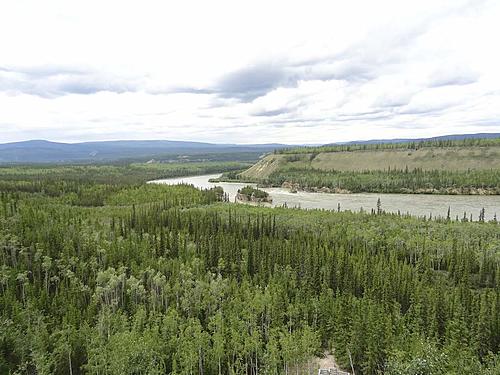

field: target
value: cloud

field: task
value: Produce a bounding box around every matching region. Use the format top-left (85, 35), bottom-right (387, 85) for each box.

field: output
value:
top-left (214, 63), bottom-right (288, 101)
top-left (428, 66), bottom-right (479, 87)
top-left (204, 1), bottom-right (469, 104)
top-left (0, 65), bottom-right (140, 97)
top-left (210, 55), bottom-right (380, 102)
top-left (251, 108), bottom-right (289, 117)
top-left (0, 0), bottom-right (499, 144)
top-left (374, 93), bottom-right (413, 108)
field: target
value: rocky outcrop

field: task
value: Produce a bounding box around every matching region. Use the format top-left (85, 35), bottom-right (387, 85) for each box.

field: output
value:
top-left (282, 183), bottom-right (498, 195)
top-left (282, 181), bottom-right (351, 194)
top-left (236, 192), bottom-right (272, 203)
top-left (401, 187), bottom-right (500, 195)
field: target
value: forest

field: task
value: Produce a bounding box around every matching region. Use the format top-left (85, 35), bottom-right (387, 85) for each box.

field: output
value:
top-left (237, 137), bottom-right (500, 195)
top-left (1, 163), bottom-right (499, 374)
top-left (275, 137), bottom-right (500, 155)
top-left (265, 167), bottom-right (500, 195)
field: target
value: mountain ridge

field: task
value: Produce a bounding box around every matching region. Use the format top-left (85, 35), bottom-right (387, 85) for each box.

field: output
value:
top-left (326, 132), bottom-right (500, 146)
top-left (1, 133), bottom-right (499, 164)
top-left (0, 139), bottom-right (290, 164)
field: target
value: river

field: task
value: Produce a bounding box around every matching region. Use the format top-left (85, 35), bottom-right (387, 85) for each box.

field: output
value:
top-left (150, 174), bottom-right (500, 221)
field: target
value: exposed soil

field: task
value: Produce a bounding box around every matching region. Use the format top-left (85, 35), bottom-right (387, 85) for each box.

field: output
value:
top-left (313, 351), bottom-right (351, 375)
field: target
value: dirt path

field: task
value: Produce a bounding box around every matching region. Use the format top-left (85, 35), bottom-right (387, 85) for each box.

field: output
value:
top-left (314, 352), bottom-right (351, 375)
top-left (316, 352), bottom-right (337, 368)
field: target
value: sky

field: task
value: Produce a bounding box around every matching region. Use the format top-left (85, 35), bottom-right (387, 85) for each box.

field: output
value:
top-left (1, 0), bottom-right (500, 144)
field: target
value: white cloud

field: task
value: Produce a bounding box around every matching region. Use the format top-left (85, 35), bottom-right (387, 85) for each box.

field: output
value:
top-left (0, 0), bottom-right (499, 144)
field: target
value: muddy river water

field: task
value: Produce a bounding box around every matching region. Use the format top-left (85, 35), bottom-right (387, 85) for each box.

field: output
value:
top-left (150, 174), bottom-right (500, 221)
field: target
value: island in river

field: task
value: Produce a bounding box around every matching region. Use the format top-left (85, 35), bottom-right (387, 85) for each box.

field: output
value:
top-left (236, 186), bottom-right (272, 204)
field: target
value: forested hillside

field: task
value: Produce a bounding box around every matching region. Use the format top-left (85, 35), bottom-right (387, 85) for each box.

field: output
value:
top-left (0, 140), bottom-right (288, 164)
top-left (1, 164), bottom-right (499, 374)
top-left (240, 137), bottom-right (500, 194)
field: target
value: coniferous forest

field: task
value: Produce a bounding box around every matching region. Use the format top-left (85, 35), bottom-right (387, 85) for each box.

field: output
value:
top-left (265, 167), bottom-right (500, 195)
top-left (1, 164), bottom-right (499, 374)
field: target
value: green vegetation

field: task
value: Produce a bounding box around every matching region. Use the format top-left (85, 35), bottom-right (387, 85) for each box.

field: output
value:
top-left (237, 185), bottom-right (270, 200)
top-left (0, 162), bottom-right (247, 208)
top-left (240, 138), bottom-right (500, 194)
top-left (0, 161), bottom-right (251, 185)
top-left (0, 165), bottom-right (499, 374)
top-left (276, 137), bottom-right (500, 154)
top-left (208, 169), bottom-right (258, 183)
top-left (267, 167), bottom-right (500, 194)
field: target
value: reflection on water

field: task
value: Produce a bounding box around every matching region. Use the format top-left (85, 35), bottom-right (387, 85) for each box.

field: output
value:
top-left (150, 174), bottom-right (500, 221)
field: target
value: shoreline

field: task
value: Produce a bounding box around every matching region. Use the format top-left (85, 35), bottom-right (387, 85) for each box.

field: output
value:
top-left (150, 173), bottom-right (500, 221)
top-left (207, 177), bottom-right (500, 196)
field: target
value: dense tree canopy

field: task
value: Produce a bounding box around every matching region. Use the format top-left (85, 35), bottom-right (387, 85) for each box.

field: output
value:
top-left (266, 167), bottom-right (500, 194)
top-left (0, 164), bottom-right (499, 374)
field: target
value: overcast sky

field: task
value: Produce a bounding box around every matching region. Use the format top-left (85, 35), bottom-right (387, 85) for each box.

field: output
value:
top-left (1, 0), bottom-right (500, 144)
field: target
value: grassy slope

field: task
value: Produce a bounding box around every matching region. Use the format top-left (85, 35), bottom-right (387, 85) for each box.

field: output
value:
top-left (241, 154), bottom-right (287, 179)
top-left (241, 145), bottom-right (500, 179)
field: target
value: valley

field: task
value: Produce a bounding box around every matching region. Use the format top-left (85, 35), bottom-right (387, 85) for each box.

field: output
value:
top-left (1, 136), bottom-right (499, 374)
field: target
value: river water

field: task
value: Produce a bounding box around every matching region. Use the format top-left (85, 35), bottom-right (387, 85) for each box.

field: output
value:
top-left (150, 174), bottom-right (500, 221)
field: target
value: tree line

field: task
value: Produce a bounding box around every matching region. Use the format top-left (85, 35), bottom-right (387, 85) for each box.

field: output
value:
top-left (265, 167), bottom-right (500, 195)
top-left (275, 137), bottom-right (500, 154)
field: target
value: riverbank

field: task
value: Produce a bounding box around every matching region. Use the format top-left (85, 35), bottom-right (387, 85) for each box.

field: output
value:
top-left (209, 177), bottom-right (500, 195)
top-left (150, 174), bottom-right (500, 221)
top-left (278, 181), bottom-right (500, 195)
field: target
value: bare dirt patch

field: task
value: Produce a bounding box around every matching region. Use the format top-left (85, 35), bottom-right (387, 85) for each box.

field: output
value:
top-left (312, 351), bottom-right (351, 375)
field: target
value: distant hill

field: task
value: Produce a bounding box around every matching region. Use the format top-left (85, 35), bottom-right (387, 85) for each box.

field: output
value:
top-left (326, 132), bottom-right (500, 146)
top-left (241, 133), bottom-right (500, 180)
top-left (2, 133), bottom-right (499, 164)
top-left (0, 139), bottom-right (289, 164)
